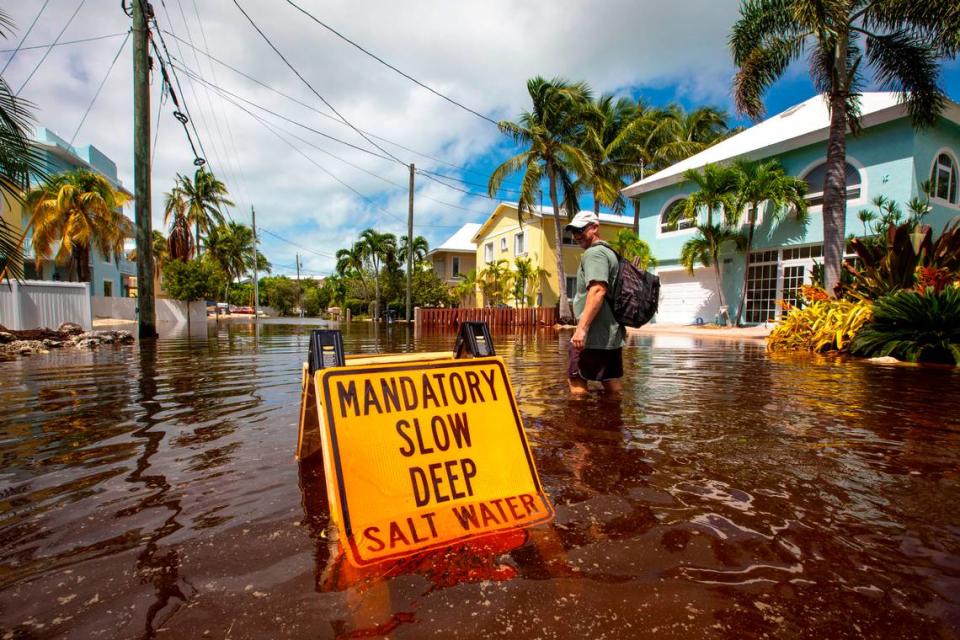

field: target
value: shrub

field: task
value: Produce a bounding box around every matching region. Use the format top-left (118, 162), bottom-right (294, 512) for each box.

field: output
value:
top-left (767, 299), bottom-right (873, 353)
top-left (850, 286), bottom-right (960, 365)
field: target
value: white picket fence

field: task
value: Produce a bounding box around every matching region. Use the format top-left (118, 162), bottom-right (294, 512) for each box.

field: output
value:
top-left (0, 280), bottom-right (92, 330)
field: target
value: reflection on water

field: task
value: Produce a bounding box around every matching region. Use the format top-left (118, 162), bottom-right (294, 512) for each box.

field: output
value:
top-left (1, 320), bottom-right (959, 638)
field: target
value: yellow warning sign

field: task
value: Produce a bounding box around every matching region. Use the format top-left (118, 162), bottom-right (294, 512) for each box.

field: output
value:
top-left (309, 356), bottom-right (553, 566)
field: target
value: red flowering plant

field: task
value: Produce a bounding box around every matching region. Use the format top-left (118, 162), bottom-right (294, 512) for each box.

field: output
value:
top-left (915, 266), bottom-right (953, 295)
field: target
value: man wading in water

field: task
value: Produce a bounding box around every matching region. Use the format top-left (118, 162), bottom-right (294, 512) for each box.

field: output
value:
top-left (565, 212), bottom-right (625, 396)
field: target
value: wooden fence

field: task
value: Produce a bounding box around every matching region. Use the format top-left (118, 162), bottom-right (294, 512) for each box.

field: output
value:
top-left (415, 306), bottom-right (558, 328)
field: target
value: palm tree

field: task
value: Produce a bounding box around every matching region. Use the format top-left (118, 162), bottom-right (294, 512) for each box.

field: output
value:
top-left (672, 163), bottom-right (743, 324)
top-left (26, 169), bottom-right (131, 282)
top-left (510, 256), bottom-right (551, 308)
top-left (729, 159), bottom-right (808, 325)
top-left (398, 234), bottom-right (429, 267)
top-left (479, 259), bottom-right (513, 307)
top-left (0, 9), bottom-right (47, 281)
top-left (610, 229), bottom-right (656, 270)
top-left (651, 104), bottom-right (730, 167)
top-left (731, 0), bottom-right (957, 295)
top-left (163, 187), bottom-right (194, 261)
top-left (358, 228), bottom-right (396, 320)
top-left (488, 77), bottom-right (592, 324)
top-left (335, 241), bottom-right (369, 299)
top-left (176, 168), bottom-right (232, 253)
top-left (452, 269), bottom-right (478, 307)
top-left (579, 95), bottom-right (640, 216)
top-left (129, 230), bottom-right (170, 280)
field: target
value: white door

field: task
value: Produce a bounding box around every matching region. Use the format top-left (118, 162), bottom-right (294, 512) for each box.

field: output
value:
top-left (656, 269), bottom-right (721, 325)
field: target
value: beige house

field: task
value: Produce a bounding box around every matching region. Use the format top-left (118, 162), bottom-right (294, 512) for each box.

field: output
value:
top-left (427, 223), bottom-right (479, 304)
top-left (471, 203), bottom-right (633, 307)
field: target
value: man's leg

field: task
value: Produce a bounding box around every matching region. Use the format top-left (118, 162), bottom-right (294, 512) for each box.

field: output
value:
top-left (569, 376), bottom-right (590, 396)
top-left (601, 378), bottom-right (622, 394)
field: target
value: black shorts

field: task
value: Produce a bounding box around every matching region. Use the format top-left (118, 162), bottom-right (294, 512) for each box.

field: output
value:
top-left (567, 344), bottom-right (623, 381)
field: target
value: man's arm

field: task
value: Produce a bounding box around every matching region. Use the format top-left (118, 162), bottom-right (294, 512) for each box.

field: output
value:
top-left (571, 281), bottom-right (607, 349)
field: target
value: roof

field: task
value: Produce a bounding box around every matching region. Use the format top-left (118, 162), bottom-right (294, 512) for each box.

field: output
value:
top-left (427, 223), bottom-right (482, 255)
top-left (622, 92), bottom-right (960, 197)
top-left (471, 202), bottom-right (633, 243)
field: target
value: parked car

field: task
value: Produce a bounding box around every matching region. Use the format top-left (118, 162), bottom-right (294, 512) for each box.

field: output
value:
top-left (231, 306), bottom-right (255, 315)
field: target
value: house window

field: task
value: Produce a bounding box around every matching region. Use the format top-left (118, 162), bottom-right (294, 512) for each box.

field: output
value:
top-left (514, 232), bottom-right (526, 255)
top-left (802, 161), bottom-right (861, 206)
top-left (103, 280), bottom-right (113, 297)
top-left (931, 152), bottom-right (958, 204)
top-left (452, 256), bottom-right (461, 278)
top-left (660, 198), bottom-right (695, 233)
top-left (484, 242), bottom-right (493, 263)
top-left (500, 237), bottom-right (508, 252)
top-left (744, 250), bottom-right (779, 324)
top-left (565, 276), bottom-right (577, 300)
top-left (780, 265), bottom-right (806, 309)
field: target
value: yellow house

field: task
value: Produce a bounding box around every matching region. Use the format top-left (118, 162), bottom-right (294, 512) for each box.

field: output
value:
top-left (471, 203), bottom-right (633, 307)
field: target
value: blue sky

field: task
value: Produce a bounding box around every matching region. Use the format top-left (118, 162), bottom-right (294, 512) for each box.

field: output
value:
top-left (2, 0), bottom-right (959, 278)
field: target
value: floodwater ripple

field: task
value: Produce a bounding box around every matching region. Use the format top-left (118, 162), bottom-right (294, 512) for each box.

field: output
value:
top-left (0, 321), bottom-right (958, 639)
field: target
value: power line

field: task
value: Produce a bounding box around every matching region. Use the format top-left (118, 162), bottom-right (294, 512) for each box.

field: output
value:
top-left (232, 0), bottom-right (406, 166)
top-left (176, 62), bottom-right (484, 225)
top-left (0, 0), bottom-right (50, 73)
top-left (159, 28), bottom-right (524, 188)
top-left (284, 0), bottom-right (499, 128)
top-left (70, 30), bottom-right (131, 145)
top-left (0, 32), bottom-right (128, 55)
top-left (259, 226), bottom-right (334, 259)
top-left (417, 167), bottom-right (524, 196)
top-left (16, 0), bottom-right (86, 96)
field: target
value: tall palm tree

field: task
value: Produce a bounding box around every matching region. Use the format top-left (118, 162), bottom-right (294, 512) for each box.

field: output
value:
top-left (479, 259), bottom-right (513, 307)
top-left (731, 0), bottom-right (957, 295)
top-left (398, 234), bottom-right (429, 267)
top-left (26, 169), bottom-right (131, 282)
top-left (335, 241), bottom-right (369, 299)
top-left (176, 168), bottom-right (232, 253)
top-left (163, 187), bottom-right (193, 261)
top-left (488, 76), bottom-right (592, 323)
top-left (358, 228), bottom-right (396, 320)
top-left (606, 101), bottom-right (667, 234)
top-left (651, 104), bottom-right (730, 167)
top-left (729, 159), bottom-right (808, 325)
top-left (673, 163), bottom-right (744, 324)
top-left (0, 9), bottom-right (47, 281)
top-left (580, 95), bottom-right (640, 216)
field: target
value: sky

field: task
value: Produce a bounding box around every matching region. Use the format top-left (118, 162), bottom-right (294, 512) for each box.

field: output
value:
top-left (3, 0), bottom-right (959, 278)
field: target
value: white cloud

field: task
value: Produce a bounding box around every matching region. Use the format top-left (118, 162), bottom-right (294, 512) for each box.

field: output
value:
top-left (3, 0), bottom-right (754, 275)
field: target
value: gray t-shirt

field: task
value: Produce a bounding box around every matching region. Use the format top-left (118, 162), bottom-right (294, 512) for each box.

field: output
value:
top-left (572, 242), bottom-right (626, 350)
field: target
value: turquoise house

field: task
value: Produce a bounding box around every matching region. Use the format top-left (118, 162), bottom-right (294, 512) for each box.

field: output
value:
top-left (622, 92), bottom-right (960, 325)
top-left (22, 128), bottom-right (137, 298)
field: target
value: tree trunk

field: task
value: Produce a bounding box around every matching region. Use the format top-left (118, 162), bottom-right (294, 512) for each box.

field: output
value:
top-left (632, 198), bottom-right (640, 235)
top-left (735, 214), bottom-right (757, 327)
top-left (373, 262), bottom-right (381, 321)
top-left (593, 187), bottom-right (600, 216)
top-left (710, 235), bottom-right (728, 326)
top-left (822, 90), bottom-right (849, 297)
top-left (549, 172), bottom-right (574, 324)
top-left (195, 222), bottom-right (201, 256)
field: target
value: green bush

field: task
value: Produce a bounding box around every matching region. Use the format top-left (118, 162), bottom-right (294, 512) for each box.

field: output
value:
top-left (162, 258), bottom-right (225, 302)
top-left (851, 286), bottom-right (960, 365)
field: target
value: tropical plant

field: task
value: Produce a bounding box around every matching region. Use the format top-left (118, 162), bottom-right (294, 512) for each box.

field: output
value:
top-left (175, 168), bottom-right (232, 252)
top-left (610, 229), bottom-right (656, 270)
top-left (731, 0), bottom-right (959, 295)
top-left (0, 10), bottom-right (47, 281)
top-left (851, 287), bottom-right (960, 365)
top-left (672, 163), bottom-right (745, 323)
top-left (335, 241), bottom-right (369, 299)
top-left (843, 219), bottom-right (960, 301)
top-left (767, 298), bottom-right (873, 353)
top-left (161, 257), bottom-right (224, 304)
top-left (163, 188), bottom-right (194, 261)
top-left (578, 95), bottom-right (641, 215)
top-left (205, 221), bottom-right (267, 302)
top-left (452, 269), bottom-right (478, 307)
top-left (650, 104), bottom-right (730, 167)
top-left (128, 230), bottom-right (170, 280)
top-left (358, 228), bottom-right (396, 320)
top-left (25, 169), bottom-right (132, 282)
top-left (488, 76), bottom-right (592, 323)
top-left (730, 158), bottom-right (808, 325)
top-left (398, 234), bottom-right (429, 267)
top-left (478, 259), bottom-right (513, 307)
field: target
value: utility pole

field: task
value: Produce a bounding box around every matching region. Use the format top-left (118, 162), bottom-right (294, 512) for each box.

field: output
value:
top-left (295, 253), bottom-right (303, 318)
top-left (132, 0), bottom-right (157, 338)
top-left (405, 163), bottom-right (415, 322)
top-left (251, 205), bottom-right (259, 320)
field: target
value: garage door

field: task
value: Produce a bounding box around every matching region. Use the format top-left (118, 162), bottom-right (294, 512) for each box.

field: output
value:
top-left (656, 269), bottom-right (721, 325)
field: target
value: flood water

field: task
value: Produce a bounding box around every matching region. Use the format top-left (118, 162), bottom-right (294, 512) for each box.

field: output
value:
top-left (1, 320), bottom-right (959, 639)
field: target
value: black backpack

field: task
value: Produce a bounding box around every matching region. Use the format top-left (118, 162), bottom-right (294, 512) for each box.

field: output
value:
top-left (597, 242), bottom-right (661, 328)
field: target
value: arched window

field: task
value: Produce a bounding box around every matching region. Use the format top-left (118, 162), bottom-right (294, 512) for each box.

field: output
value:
top-left (931, 152), bottom-right (958, 204)
top-left (660, 198), bottom-right (695, 233)
top-left (802, 161), bottom-right (861, 207)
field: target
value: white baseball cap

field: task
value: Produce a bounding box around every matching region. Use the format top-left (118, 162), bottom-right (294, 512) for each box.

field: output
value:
top-left (564, 211), bottom-right (600, 231)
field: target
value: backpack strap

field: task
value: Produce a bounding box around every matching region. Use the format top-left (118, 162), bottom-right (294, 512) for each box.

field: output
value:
top-left (592, 241), bottom-right (621, 316)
